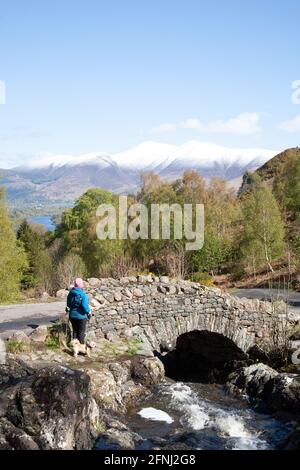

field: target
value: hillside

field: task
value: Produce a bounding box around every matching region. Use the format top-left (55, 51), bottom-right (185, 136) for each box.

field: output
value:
top-left (256, 147), bottom-right (300, 181)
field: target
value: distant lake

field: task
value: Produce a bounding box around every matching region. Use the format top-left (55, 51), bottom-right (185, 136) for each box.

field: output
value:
top-left (28, 215), bottom-right (56, 232)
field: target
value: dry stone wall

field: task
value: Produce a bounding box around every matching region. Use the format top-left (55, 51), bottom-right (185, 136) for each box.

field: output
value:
top-left (82, 276), bottom-right (293, 354)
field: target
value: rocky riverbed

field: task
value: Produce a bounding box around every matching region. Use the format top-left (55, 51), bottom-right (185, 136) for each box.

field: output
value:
top-left (0, 354), bottom-right (164, 449)
top-left (0, 325), bottom-right (299, 450)
top-left (0, 322), bottom-right (166, 450)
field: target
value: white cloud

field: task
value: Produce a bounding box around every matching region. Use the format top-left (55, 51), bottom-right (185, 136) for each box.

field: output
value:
top-left (151, 112), bottom-right (262, 135)
top-left (151, 122), bottom-right (177, 134)
top-left (278, 115), bottom-right (300, 133)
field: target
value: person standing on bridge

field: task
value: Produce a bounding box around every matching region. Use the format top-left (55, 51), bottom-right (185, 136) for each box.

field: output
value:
top-left (66, 278), bottom-right (92, 345)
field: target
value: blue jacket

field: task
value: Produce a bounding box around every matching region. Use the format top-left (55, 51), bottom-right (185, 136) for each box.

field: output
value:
top-left (67, 287), bottom-right (91, 321)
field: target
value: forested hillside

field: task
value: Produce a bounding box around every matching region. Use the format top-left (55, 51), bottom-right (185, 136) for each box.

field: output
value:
top-left (1, 146), bottom-right (299, 303)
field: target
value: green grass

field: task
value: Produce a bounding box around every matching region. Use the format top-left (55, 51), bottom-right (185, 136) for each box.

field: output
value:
top-left (6, 340), bottom-right (29, 353)
top-left (45, 337), bottom-right (60, 350)
top-left (126, 338), bottom-right (143, 355)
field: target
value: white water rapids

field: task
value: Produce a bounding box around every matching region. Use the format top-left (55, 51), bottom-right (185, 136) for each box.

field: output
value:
top-left (127, 382), bottom-right (293, 450)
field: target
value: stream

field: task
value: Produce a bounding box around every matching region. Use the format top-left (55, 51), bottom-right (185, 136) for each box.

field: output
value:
top-left (97, 381), bottom-right (293, 450)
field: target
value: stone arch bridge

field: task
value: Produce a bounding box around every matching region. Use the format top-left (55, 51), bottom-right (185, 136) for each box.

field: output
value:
top-left (83, 276), bottom-right (295, 355)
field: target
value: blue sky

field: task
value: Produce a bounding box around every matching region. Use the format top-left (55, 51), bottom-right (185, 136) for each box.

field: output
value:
top-left (0, 0), bottom-right (300, 167)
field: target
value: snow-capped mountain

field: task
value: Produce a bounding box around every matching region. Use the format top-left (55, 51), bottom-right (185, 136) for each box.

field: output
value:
top-left (2, 141), bottom-right (278, 206)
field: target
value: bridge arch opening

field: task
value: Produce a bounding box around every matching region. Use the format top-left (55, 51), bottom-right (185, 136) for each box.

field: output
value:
top-left (158, 330), bottom-right (249, 383)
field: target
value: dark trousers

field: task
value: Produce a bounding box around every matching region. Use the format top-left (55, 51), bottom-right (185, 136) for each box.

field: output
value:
top-left (70, 318), bottom-right (87, 344)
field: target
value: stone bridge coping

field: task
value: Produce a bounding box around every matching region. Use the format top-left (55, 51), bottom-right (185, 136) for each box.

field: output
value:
top-left (84, 276), bottom-right (283, 315)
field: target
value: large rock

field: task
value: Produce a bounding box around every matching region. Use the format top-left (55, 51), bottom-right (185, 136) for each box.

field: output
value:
top-left (0, 365), bottom-right (99, 450)
top-left (56, 289), bottom-right (69, 299)
top-left (7, 331), bottom-right (30, 344)
top-left (0, 348), bottom-right (167, 450)
top-left (263, 374), bottom-right (300, 413)
top-left (81, 357), bottom-right (160, 414)
top-left (0, 358), bottom-right (33, 387)
top-left (227, 363), bottom-right (278, 398)
top-left (227, 363), bottom-right (300, 413)
top-left (85, 367), bottom-right (125, 412)
top-left (97, 413), bottom-right (143, 450)
top-left (29, 325), bottom-right (49, 343)
top-left (131, 357), bottom-right (165, 387)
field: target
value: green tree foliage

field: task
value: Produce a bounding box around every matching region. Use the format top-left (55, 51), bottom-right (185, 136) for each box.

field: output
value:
top-left (0, 189), bottom-right (27, 302)
top-left (58, 189), bottom-right (122, 275)
top-left (17, 220), bottom-right (53, 290)
top-left (273, 154), bottom-right (300, 221)
top-left (192, 227), bottom-right (229, 275)
top-left (240, 178), bottom-right (285, 274)
top-left (50, 168), bottom-right (291, 283)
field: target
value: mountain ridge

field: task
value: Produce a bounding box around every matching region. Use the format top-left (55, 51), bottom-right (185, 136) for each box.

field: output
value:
top-left (1, 140), bottom-right (279, 207)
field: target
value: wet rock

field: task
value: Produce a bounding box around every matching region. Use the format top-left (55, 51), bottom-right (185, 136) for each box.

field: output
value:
top-left (227, 363), bottom-right (278, 398)
top-left (97, 413), bottom-right (143, 450)
top-left (227, 363), bottom-right (300, 414)
top-left (0, 365), bottom-right (100, 450)
top-left (263, 374), bottom-right (300, 413)
top-left (131, 357), bottom-right (165, 387)
top-left (79, 359), bottom-right (153, 414)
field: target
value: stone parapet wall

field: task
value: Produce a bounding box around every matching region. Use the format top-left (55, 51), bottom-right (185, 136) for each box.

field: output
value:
top-left (81, 275), bottom-right (292, 353)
